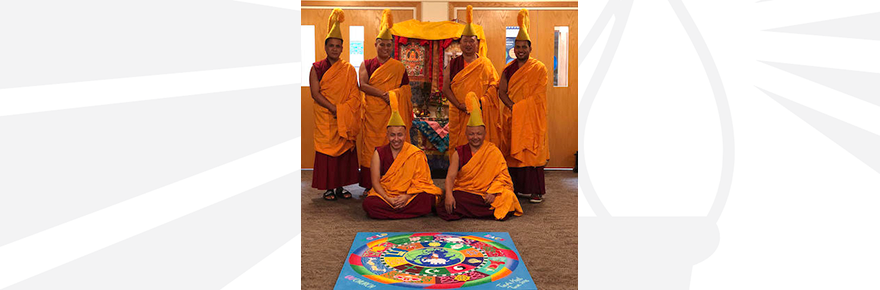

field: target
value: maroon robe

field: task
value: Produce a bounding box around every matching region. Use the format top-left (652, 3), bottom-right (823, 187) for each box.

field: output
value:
top-left (359, 58), bottom-right (411, 190)
top-left (502, 59), bottom-right (521, 80)
top-left (449, 55), bottom-right (467, 80)
top-left (311, 58), bottom-right (359, 190)
top-left (362, 144), bottom-right (437, 219)
top-left (436, 145), bottom-right (514, 221)
top-left (503, 60), bottom-right (546, 196)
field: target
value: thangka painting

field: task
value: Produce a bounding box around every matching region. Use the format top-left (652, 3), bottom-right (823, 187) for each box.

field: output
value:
top-left (401, 41), bottom-right (426, 80)
top-left (334, 232), bottom-right (537, 290)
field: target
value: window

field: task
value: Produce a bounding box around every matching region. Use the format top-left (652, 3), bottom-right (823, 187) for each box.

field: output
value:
top-left (349, 26), bottom-right (365, 80)
top-left (554, 26), bottom-right (569, 87)
top-left (505, 26), bottom-right (519, 64)
top-left (300, 25), bottom-right (315, 86)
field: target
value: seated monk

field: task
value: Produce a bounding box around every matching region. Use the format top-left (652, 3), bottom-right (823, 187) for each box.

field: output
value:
top-left (362, 92), bottom-right (442, 219)
top-left (438, 92), bottom-right (523, 221)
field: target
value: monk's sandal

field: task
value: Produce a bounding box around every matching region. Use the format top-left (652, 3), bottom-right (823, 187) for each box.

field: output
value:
top-left (323, 190), bottom-right (337, 201)
top-left (529, 194), bottom-right (543, 203)
top-left (336, 188), bottom-right (352, 199)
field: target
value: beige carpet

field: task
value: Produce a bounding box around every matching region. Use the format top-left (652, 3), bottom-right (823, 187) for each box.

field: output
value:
top-left (301, 170), bottom-right (578, 289)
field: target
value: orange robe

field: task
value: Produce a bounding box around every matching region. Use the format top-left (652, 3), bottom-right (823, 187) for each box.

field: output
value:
top-left (358, 58), bottom-right (413, 174)
top-left (451, 142), bottom-right (523, 220)
top-left (314, 59), bottom-right (362, 157)
top-left (365, 142), bottom-right (441, 207)
top-left (448, 57), bottom-right (501, 154)
top-left (502, 57), bottom-right (549, 167)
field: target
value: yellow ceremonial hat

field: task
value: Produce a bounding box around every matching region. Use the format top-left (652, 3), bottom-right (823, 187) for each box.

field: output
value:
top-left (326, 8), bottom-right (345, 41)
top-left (377, 9), bottom-right (394, 40)
top-left (516, 9), bottom-right (531, 42)
top-left (465, 92), bottom-right (485, 127)
top-left (460, 5), bottom-right (478, 38)
top-left (387, 91), bottom-right (406, 127)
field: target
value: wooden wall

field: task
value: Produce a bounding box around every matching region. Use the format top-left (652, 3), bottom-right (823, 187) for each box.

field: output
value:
top-left (301, 6), bottom-right (417, 170)
top-left (455, 6), bottom-right (578, 169)
top-left (301, 2), bottom-right (578, 169)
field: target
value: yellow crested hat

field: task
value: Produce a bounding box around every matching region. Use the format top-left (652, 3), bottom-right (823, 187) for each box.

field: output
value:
top-left (326, 8), bottom-right (345, 41)
top-left (387, 91), bottom-right (406, 127)
top-left (377, 9), bottom-right (393, 40)
top-left (516, 9), bottom-right (531, 42)
top-left (465, 92), bottom-right (484, 127)
top-left (460, 5), bottom-right (478, 38)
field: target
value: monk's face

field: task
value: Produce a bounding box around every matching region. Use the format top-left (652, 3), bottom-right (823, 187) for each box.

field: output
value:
top-left (514, 40), bottom-right (531, 61)
top-left (325, 38), bottom-right (343, 61)
top-left (387, 126), bottom-right (406, 150)
top-left (466, 126), bottom-right (485, 148)
top-left (460, 36), bottom-right (479, 56)
top-left (375, 39), bottom-right (393, 60)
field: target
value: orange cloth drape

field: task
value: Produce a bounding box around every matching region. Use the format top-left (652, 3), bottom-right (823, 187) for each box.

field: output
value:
top-left (502, 58), bottom-right (549, 167)
top-left (367, 142), bottom-right (442, 207)
top-left (358, 59), bottom-right (412, 168)
top-left (448, 57), bottom-right (500, 155)
top-left (314, 59), bottom-right (362, 157)
top-left (452, 142), bottom-right (523, 220)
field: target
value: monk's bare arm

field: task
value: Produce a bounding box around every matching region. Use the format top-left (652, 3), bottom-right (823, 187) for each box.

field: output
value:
top-left (498, 74), bottom-right (514, 108)
top-left (442, 66), bottom-right (466, 112)
top-left (309, 67), bottom-right (337, 114)
top-left (445, 152), bottom-right (459, 197)
top-left (444, 151), bottom-right (459, 212)
top-left (370, 150), bottom-right (389, 199)
top-left (358, 64), bottom-right (387, 100)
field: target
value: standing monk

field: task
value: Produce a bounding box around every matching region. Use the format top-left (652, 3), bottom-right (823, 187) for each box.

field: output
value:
top-left (498, 9), bottom-right (549, 203)
top-left (362, 92), bottom-right (441, 219)
top-left (438, 93), bottom-right (523, 221)
top-left (358, 9), bottom-right (413, 191)
top-left (442, 5), bottom-right (502, 156)
top-left (309, 8), bottom-right (362, 201)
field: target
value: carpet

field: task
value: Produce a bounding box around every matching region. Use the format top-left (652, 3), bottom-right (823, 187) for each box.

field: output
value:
top-left (302, 170), bottom-right (577, 289)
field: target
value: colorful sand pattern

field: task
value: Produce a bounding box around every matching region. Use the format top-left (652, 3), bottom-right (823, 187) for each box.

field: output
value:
top-left (334, 232), bottom-right (537, 289)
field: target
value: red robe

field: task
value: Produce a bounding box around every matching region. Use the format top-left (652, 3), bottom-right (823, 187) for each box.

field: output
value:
top-left (437, 143), bottom-right (523, 221)
top-left (311, 58), bottom-right (360, 190)
top-left (362, 143), bottom-right (440, 219)
top-left (501, 59), bottom-right (548, 195)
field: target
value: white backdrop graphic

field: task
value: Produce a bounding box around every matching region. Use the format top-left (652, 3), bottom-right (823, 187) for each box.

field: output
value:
top-left (579, 0), bottom-right (880, 289)
top-left (0, 0), bottom-right (878, 289)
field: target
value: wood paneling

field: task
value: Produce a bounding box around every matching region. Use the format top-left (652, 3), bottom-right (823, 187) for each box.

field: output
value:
top-left (448, 2), bottom-right (577, 20)
top-left (456, 7), bottom-right (577, 168)
top-left (301, 8), bottom-right (416, 63)
top-left (301, 7), bottom-right (416, 168)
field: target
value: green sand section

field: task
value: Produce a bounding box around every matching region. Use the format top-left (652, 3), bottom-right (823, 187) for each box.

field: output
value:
top-left (418, 267), bottom-right (451, 276)
top-left (351, 264), bottom-right (373, 276)
top-left (387, 235), bottom-right (415, 245)
top-left (462, 275), bottom-right (493, 287)
top-left (404, 247), bottom-right (465, 267)
top-left (442, 242), bottom-right (472, 251)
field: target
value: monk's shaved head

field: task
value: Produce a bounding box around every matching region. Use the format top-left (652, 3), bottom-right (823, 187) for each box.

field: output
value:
top-left (387, 126), bottom-right (407, 151)
top-left (460, 35), bottom-right (479, 56)
top-left (375, 39), bottom-right (393, 60)
top-left (514, 40), bottom-right (531, 61)
top-left (325, 38), bottom-right (343, 61)
top-left (466, 125), bottom-right (485, 149)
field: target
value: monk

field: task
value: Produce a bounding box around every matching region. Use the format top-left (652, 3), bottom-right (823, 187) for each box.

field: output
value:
top-left (358, 9), bottom-right (413, 191)
top-left (362, 92), bottom-right (441, 219)
top-left (309, 8), bottom-right (362, 201)
top-left (498, 9), bottom-right (550, 203)
top-left (438, 93), bottom-right (523, 221)
top-left (442, 5), bottom-right (502, 156)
